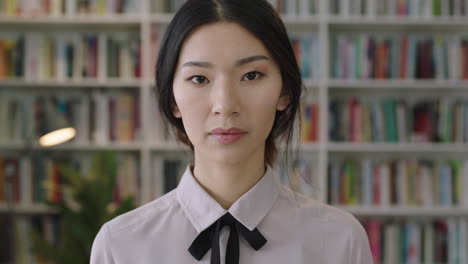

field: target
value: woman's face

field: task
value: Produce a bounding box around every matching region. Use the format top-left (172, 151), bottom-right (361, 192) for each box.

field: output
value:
top-left (172, 22), bottom-right (289, 165)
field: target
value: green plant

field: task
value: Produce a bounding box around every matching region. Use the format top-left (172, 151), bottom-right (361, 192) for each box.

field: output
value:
top-left (31, 151), bottom-right (136, 264)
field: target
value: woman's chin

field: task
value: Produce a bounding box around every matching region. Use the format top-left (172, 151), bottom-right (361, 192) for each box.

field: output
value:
top-left (212, 151), bottom-right (249, 165)
top-left (196, 144), bottom-right (264, 166)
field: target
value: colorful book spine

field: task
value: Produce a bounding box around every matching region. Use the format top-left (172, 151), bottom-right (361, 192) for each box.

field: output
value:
top-left (0, 0), bottom-right (140, 16)
top-left (330, 0), bottom-right (468, 18)
top-left (361, 218), bottom-right (468, 264)
top-left (331, 33), bottom-right (468, 81)
top-left (0, 32), bottom-right (141, 81)
top-left (0, 153), bottom-right (140, 205)
top-left (328, 158), bottom-right (468, 207)
top-left (289, 34), bottom-right (320, 81)
top-left (329, 97), bottom-right (468, 144)
top-left (267, 0), bottom-right (318, 16)
top-left (300, 102), bottom-right (319, 142)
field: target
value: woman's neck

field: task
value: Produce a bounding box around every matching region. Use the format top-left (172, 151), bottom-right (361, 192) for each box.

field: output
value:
top-left (192, 152), bottom-right (266, 210)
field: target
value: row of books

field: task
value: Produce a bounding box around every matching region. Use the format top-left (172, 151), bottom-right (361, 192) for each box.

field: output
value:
top-left (152, 0), bottom-right (185, 13)
top-left (328, 158), bottom-right (468, 207)
top-left (329, 97), bottom-right (468, 143)
top-left (290, 34), bottom-right (320, 81)
top-left (151, 0), bottom-right (319, 15)
top-left (331, 34), bottom-right (468, 80)
top-left (0, 155), bottom-right (64, 204)
top-left (5, 0), bottom-right (468, 18)
top-left (330, 0), bottom-right (468, 18)
top-left (300, 102), bottom-right (319, 142)
top-left (0, 215), bottom-right (58, 264)
top-left (0, 153), bottom-right (140, 205)
top-left (362, 218), bottom-right (468, 264)
top-left (0, 90), bottom-right (141, 144)
top-left (0, 0), bottom-right (140, 16)
top-left (0, 32), bottom-right (141, 81)
top-left (267, 0), bottom-right (319, 16)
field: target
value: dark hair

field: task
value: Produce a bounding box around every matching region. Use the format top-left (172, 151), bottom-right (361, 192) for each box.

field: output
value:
top-left (154, 0), bottom-right (304, 180)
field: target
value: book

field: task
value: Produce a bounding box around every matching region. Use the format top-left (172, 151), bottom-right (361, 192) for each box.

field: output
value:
top-left (300, 102), bottom-right (319, 142)
top-left (151, 157), bottom-right (164, 200)
top-left (114, 153), bottom-right (140, 204)
top-left (163, 158), bottom-right (183, 193)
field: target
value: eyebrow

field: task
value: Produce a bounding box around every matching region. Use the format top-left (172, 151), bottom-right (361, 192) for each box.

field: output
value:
top-left (181, 55), bottom-right (270, 68)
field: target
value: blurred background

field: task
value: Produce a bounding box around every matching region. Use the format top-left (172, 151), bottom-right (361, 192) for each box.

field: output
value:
top-left (0, 0), bottom-right (468, 263)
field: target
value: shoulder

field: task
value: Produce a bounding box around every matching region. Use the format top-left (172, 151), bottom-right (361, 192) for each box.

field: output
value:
top-left (274, 185), bottom-right (373, 263)
top-left (276, 184), bottom-right (355, 221)
top-left (91, 189), bottom-right (185, 263)
top-left (276, 184), bottom-right (365, 233)
top-left (104, 189), bottom-right (179, 235)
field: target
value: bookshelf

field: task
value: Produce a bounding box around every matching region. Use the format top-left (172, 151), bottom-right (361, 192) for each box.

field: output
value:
top-left (1, 0), bottom-right (468, 263)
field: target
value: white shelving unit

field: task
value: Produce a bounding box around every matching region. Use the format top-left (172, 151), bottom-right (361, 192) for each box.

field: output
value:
top-left (0, 15), bottom-right (142, 25)
top-left (328, 143), bottom-right (468, 153)
top-left (0, 78), bottom-right (141, 88)
top-left (336, 206), bottom-right (468, 217)
top-left (0, 203), bottom-right (57, 215)
top-left (1, 0), bottom-right (468, 221)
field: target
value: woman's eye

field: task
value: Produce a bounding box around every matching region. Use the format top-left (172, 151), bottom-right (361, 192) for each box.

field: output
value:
top-left (242, 71), bottom-right (264, 81)
top-left (188, 75), bottom-right (208, 84)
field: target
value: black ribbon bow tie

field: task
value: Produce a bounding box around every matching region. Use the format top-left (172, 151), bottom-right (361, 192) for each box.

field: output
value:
top-left (188, 212), bottom-right (267, 264)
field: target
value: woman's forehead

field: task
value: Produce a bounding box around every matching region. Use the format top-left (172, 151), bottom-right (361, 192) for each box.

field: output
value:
top-left (177, 22), bottom-right (272, 67)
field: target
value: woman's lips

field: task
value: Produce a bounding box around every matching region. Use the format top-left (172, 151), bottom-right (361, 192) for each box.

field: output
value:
top-left (209, 127), bottom-right (247, 144)
top-left (210, 127), bottom-right (246, 134)
top-left (210, 132), bottom-right (247, 144)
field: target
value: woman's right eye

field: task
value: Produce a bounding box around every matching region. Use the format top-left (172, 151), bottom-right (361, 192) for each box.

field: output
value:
top-left (188, 75), bottom-right (208, 84)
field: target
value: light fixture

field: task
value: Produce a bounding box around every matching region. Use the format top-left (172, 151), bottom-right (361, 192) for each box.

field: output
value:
top-left (38, 97), bottom-right (77, 147)
top-left (39, 127), bottom-right (76, 147)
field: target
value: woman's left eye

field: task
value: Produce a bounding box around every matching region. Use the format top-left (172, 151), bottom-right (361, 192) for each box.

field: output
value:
top-left (242, 71), bottom-right (264, 81)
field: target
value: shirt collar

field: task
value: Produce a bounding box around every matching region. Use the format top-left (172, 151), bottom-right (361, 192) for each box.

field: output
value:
top-left (176, 164), bottom-right (280, 233)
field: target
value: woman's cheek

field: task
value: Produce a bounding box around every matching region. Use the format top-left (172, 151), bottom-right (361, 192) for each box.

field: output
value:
top-left (249, 85), bottom-right (281, 111)
top-left (174, 87), bottom-right (201, 109)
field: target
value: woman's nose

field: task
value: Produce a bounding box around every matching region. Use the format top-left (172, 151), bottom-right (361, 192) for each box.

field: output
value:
top-left (211, 79), bottom-right (240, 117)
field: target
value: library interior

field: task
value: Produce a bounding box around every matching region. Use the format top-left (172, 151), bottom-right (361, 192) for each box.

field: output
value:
top-left (0, 0), bottom-right (468, 263)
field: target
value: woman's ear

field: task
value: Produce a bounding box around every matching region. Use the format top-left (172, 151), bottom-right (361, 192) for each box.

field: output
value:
top-left (276, 95), bottom-right (290, 111)
top-left (172, 104), bottom-right (182, 118)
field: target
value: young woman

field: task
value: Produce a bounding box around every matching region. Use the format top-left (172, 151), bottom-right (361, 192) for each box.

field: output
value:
top-left (91, 0), bottom-right (373, 263)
